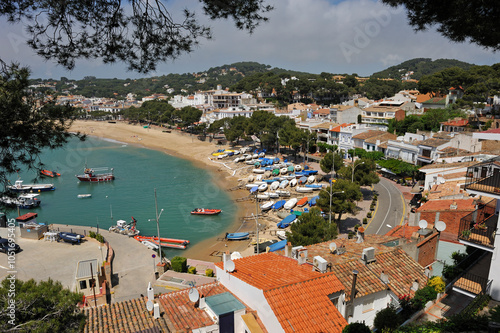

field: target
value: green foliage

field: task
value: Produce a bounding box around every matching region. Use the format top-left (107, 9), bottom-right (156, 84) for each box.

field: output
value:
top-left (286, 208), bottom-right (338, 246)
top-left (338, 158), bottom-right (380, 186)
top-left (320, 151), bottom-right (344, 174)
top-left (372, 58), bottom-right (473, 80)
top-left (0, 278), bottom-right (85, 332)
top-left (342, 322), bottom-right (371, 333)
top-left (374, 304), bottom-right (402, 332)
top-left (316, 179), bottom-right (362, 223)
top-left (412, 286), bottom-right (437, 310)
top-left (490, 305), bottom-right (500, 323)
top-left (362, 218), bottom-right (368, 224)
top-left (171, 256), bottom-right (187, 273)
top-left (388, 108), bottom-right (467, 134)
top-left (396, 313), bottom-right (490, 332)
top-left (351, 148), bottom-right (384, 161)
top-left (359, 78), bottom-right (402, 100)
top-left (95, 233), bottom-right (104, 244)
top-left (89, 231), bottom-right (96, 239)
top-left (427, 276), bottom-right (445, 294)
top-left (205, 269), bottom-right (214, 277)
top-left (377, 159), bottom-right (420, 178)
top-left (187, 266), bottom-right (197, 274)
top-left (367, 212), bottom-right (372, 218)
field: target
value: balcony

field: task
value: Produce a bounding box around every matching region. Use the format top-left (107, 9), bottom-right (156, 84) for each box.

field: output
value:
top-left (464, 159), bottom-right (500, 196)
top-left (458, 200), bottom-right (497, 250)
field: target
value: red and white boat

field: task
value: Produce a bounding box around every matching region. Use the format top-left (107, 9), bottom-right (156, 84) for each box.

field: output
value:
top-left (134, 235), bottom-right (190, 250)
top-left (191, 208), bottom-right (222, 215)
top-left (76, 167), bottom-right (114, 182)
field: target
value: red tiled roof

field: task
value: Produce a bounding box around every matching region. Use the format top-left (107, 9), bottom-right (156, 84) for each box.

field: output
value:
top-left (385, 225), bottom-right (421, 240)
top-left (264, 273), bottom-right (347, 333)
top-left (214, 252), bottom-right (320, 290)
top-left (352, 130), bottom-right (388, 140)
top-left (441, 119), bottom-right (468, 127)
top-left (416, 198), bottom-right (476, 213)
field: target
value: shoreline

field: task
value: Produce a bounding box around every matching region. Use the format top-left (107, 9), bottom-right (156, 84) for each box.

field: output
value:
top-left (69, 120), bottom-right (258, 262)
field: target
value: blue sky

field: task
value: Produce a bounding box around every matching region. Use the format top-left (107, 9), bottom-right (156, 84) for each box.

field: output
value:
top-left (1, 0), bottom-right (498, 80)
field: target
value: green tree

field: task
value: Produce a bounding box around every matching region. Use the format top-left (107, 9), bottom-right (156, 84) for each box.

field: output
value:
top-left (338, 159), bottom-right (380, 186)
top-left (224, 116), bottom-right (248, 144)
top-left (0, 63), bottom-right (78, 190)
top-left (373, 304), bottom-right (402, 333)
top-left (1, 1), bottom-right (273, 73)
top-left (0, 278), bottom-right (85, 332)
top-left (320, 151), bottom-right (344, 174)
top-left (317, 179), bottom-right (362, 223)
top-left (176, 106), bottom-right (202, 128)
top-left (342, 322), bottom-right (371, 333)
top-left (286, 208), bottom-right (338, 246)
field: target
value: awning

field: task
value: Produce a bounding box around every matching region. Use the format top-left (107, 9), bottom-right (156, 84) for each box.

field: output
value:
top-left (411, 180), bottom-right (424, 194)
top-left (380, 168), bottom-right (396, 175)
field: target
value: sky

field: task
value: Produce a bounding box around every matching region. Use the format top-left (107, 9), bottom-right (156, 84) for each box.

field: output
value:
top-left (1, 0), bottom-right (498, 80)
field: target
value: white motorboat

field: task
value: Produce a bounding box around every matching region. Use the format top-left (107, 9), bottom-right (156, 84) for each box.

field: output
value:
top-left (307, 175), bottom-right (315, 184)
top-left (260, 201), bottom-right (274, 211)
top-left (280, 168), bottom-right (288, 175)
top-left (245, 155), bottom-right (252, 161)
top-left (77, 194), bottom-right (92, 199)
top-left (295, 165), bottom-right (303, 172)
top-left (253, 168), bottom-right (265, 174)
top-left (256, 193), bottom-right (270, 200)
top-left (141, 240), bottom-right (159, 250)
top-left (290, 179), bottom-right (297, 187)
top-left (268, 192), bottom-right (279, 198)
top-left (276, 190), bottom-right (291, 197)
top-left (270, 181), bottom-right (280, 190)
top-left (252, 154), bottom-right (259, 159)
top-left (245, 183), bottom-right (259, 189)
top-left (284, 198), bottom-right (298, 210)
top-left (258, 183), bottom-right (268, 192)
top-left (296, 186), bottom-right (314, 193)
top-left (279, 180), bottom-right (289, 189)
top-left (258, 152), bottom-right (265, 157)
top-left (276, 230), bottom-right (287, 240)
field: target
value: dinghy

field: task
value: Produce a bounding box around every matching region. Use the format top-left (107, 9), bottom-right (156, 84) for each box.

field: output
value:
top-left (297, 197), bottom-right (308, 207)
top-left (272, 200), bottom-right (286, 210)
top-left (258, 183), bottom-right (268, 192)
top-left (296, 186), bottom-right (314, 193)
top-left (309, 195), bottom-right (319, 207)
top-left (307, 175), bottom-right (315, 184)
top-left (284, 198), bottom-right (298, 210)
top-left (270, 181), bottom-right (280, 190)
top-left (277, 215), bottom-right (297, 228)
top-left (260, 201), bottom-right (274, 211)
top-left (279, 180), bottom-right (289, 189)
top-left (290, 178), bottom-right (297, 187)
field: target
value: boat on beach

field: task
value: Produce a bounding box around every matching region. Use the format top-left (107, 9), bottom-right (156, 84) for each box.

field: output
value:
top-left (109, 217), bottom-right (140, 237)
top-left (40, 169), bottom-right (61, 178)
top-left (226, 232), bottom-right (250, 240)
top-left (191, 208), bottom-right (222, 215)
top-left (309, 195), bottom-right (319, 207)
top-left (76, 166), bottom-right (114, 182)
top-left (134, 235), bottom-right (189, 249)
top-left (260, 201), bottom-right (274, 211)
top-left (277, 214), bottom-right (296, 228)
top-left (8, 179), bottom-right (55, 193)
top-left (297, 197), bottom-right (308, 207)
top-left (284, 198), bottom-right (298, 210)
top-left (296, 186), bottom-right (314, 193)
top-left (58, 232), bottom-right (84, 244)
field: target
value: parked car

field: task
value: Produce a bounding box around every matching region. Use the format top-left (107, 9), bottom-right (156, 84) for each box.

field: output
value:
top-left (0, 238), bottom-right (21, 253)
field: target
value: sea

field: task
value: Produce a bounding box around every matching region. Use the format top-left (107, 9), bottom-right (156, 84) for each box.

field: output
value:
top-left (3, 136), bottom-right (237, 256)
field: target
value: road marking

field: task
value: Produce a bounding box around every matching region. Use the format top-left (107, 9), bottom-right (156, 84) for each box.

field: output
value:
top-left (0, 264), bottom-right (9, 270)
top-left (375, 181), bottom-right (392, 234)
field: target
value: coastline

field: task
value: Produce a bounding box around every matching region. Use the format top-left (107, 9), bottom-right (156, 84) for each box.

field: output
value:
top-left (69, 120), bottom-right (256, 262)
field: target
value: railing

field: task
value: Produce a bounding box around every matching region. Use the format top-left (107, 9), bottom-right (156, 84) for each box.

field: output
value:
top-left (464, 160), bottom-right (500, 195)
top-left (453, 272), bottom-right (489, 295)
top-left (458, 200), bottom-right (497, 248)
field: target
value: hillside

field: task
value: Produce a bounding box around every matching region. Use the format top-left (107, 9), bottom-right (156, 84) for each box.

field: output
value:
top-left (371, 58), bottom-right (474, 80)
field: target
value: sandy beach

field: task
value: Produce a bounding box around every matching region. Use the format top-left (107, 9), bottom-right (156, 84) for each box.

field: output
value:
top-left (69, 120), bottom-right (270, 261)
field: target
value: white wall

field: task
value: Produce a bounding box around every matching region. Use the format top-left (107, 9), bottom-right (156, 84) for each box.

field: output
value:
top-left (350, 290), bottom-right (390, 328)
top-left (488, 209), bottom-right (500, 301)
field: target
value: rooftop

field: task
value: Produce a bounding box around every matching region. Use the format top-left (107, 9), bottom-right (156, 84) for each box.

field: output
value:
top-left (352, 130), bottom-right (389, 140)
top-left (419, 161), bottom-right (478, 171)
top-left (416, 198), bottom-right (476, 213)
top-left (419, 137), bottom-right (450, 148)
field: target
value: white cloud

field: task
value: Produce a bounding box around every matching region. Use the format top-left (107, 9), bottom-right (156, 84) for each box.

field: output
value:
top-left (0, 0), bottom-right (497, 79)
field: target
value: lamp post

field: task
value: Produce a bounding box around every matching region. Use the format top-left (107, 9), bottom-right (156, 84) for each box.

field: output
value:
top-left (351, 161), bottom-right (365, 183)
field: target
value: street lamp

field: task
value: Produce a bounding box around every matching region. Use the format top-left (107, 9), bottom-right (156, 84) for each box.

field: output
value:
top-left (351, 161), bottom-right (365, 183)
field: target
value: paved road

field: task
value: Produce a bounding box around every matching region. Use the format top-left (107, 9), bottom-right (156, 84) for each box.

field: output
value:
top-left (365, 177), bottom-right (407, 235)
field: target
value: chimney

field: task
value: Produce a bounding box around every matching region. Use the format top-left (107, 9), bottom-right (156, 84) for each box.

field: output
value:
top-left (297, 248), bottom-right (308, 265)
top-left (356, 227), bottom-right (365, 243)
top-left (222, 251), bottom-right (229, 271)
top-left (285, 242), bottom-right (292, 258)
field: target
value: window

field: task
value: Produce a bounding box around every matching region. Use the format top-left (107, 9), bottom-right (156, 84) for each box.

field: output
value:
top-left (79, 280), bottom-right (87, 290)
top-left (363, 297), bottom-right (374, 312)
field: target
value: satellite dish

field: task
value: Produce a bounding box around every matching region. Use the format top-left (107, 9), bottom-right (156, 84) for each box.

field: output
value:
top-left (435, 221), bottom-right (446, 232)
top-left (146, 300), bottom-right (154, 311)
top-left (418, 220), bottom-right (428, 229)
top-left (225, 259), bottom-right (236, 272)
top-left (329, 242), bottom-right (337, 253)
top-left (231, 251), bottom-right (243, 260)
top-left (188, 288), bottom-right (200, 303)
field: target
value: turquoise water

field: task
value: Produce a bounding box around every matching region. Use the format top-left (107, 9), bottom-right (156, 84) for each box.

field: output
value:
top-left (4, 136), bottom-right (236, 255)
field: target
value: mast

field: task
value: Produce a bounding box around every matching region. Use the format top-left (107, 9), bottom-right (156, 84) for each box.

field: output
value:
top-left (154, 188), bottom-right (162, 264)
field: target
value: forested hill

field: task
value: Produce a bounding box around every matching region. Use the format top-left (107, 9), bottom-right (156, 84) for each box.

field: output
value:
top-left (371, 58), bottom-right (474, 80)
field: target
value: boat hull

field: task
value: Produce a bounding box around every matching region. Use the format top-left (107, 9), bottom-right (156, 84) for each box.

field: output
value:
top-left (76, 175), bottom-right (114, 182)
top-left (191, 208), bottom-right (222, 215)
top-left (226, 232), bottom-right (250, 240)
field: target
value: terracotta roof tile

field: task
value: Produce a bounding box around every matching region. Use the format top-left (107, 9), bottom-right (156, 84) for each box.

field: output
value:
top-left (352, 130), bottom-right (388, 140)
top-left (441, 119), bottom-right (468, 127)
top-left (416, 198), bottom-right (476, 212)
top-left (419, 138), bottom-right (450, 148)
top-left (264, 273), bottom-right (347, 333)
top-left (365, 132), bottom-right (397, 144)
top-left (419, 161), bottom-right (478, 170)
top-left (330, 260), bottom-right (386, 301)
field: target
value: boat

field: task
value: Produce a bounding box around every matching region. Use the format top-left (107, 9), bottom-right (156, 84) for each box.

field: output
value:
top-left (256, 193), bottom-right (270, 200)
top-left (287, 166), bottom-right (294, 173)
top-left (7, 179), bottom-right (55, 193)
top-left (275, 190), bottom-right (291, 197)
top-left (76, 167), bottom-right (114, 182)
top-left (109, 217), bottom-right (140, 237)
top-left (292, 210), bottom-right (303, 216)
top-left (307, 175), bottom-right (315, 184)
top-left (134, 235), bottom-right (189, 249)
top-left (272, 200), bottom-right (286, 210)
top-left (272, 169), bottom-right (280, 176)
top-left (245, 155), bottom-right (252, 161)
top-left (276, 230), bottom-right (287, 240)
top-left (191, 208), bottom-right (222, 215)
top-left (284, 198), bottom-right (298, 210)
top-left (245, 183), bottom-right (258, 189)
top-left (252, 168), bottom-right (265, 174)
top-left (309, 195), bottom-right (320, 207)
top-left (258, 183), bottom-right (268, 192)
top-left (305, 184), bottom-right (323, 190)
top-left (279, 180), bottom-right (289, 189)
top-left (295, 165), bottom-right (303, 172)
top-left (277, 211), bottom-right (289, 219)
top-left (226, 232), bottom-right (250, 240)
top-left (268, 239), bottom-right (287, 252)
top-left (277, 215), bottom-right (297, 228)
top-left (297, 197), bottom-right (308, 207)
top-left (280, 168), bottom-right (288, 175)
top-left (268, 192), bottom-right (279, 198)
top-left (290, 178), bottom-right (297, 187)
top-left (270, 181), bottom-right (280, 191)
top-left (77, 194), bottom-right (92, 199)
top-left (296, 186), bottom-right (314, 193)
top-left (40, 169), bottom-right (61, 178)
top-left (141, 240), bottom-right (159, 250)
top-left (298, 176), bottom-right (308, 185)
top-left (58, 232), bottom-right (84, 244)
top-left (247, 175), bottom-right (255, 182)
top-left (260, 201), bottom-right (274, 211)
top-left (1, 193), bottom-right (41, 209)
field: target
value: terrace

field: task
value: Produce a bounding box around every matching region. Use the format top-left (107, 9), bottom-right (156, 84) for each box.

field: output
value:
top-left (464, 159), bottom-right (500, 196)
top-left (457, 199), bottom-right (497, 250)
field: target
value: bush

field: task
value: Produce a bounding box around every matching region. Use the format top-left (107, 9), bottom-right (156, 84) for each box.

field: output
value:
top-left (89, 231), bottom-right (96, 238)
top-left (367, 212), bottom-right (372, 218)
top-left (205, 269), bottom-right (214, 277)
top-left (354, 224), bottom-right (361, 231)
top-left (348, 231), bottom-right (355, 239)
top-left (342, 322), bottom-right (371, 333)
top-left (171, 256), bottom-right (187, 273)
top-left (373, 194), bottom-right (378, 200)
top-left (95, 233), bottom-right (104, 243)
top-left (363, 218), bottom-right (368, 224)
top-left (374, 305), bottom-right (401, 332)
top-left (187, 266), bottom-right (197, 274)
top-left (427, 276), bottom-right (445, 294)
top-left (413, 285), bottom-right (437, 309)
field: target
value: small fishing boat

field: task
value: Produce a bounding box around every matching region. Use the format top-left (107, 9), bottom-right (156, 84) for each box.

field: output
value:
top-left (270, 181), bottom-right (280, 191)
top-left (245, 155), bottom-right (253, 161)
top-left (134, 235), bottom-right (189, 249)
top-left (245, 183), bottom-right (259, 189)
top-left (272, 168), bottom-right (280, 176)
top-left (268, 192), bottom-right (279, 199)
top-left (296, 186), bottom-right (314, 193)
top-left (109, 217), bottom-right (140, 237)
top-left (141, 240), bottom-right (159, 250)
top-left (77, 194), bottom-right (92, 199)
top-left (309, 195), bottom-right (320, 207)
top-left (258, 183), bottom-right (268, 192)
top-left (252, 168), bottom-right (265, 174)
top-left (8, 180), bottom-right (55, 193)
top-left (280, 168), bottom-right (288, 175)
top-left (287, 166), bottom-right (294, 173)
top-left (268, 239), bottom-right (287, 252)
top-left (1, 194), bottom-right (41, 209)
top-left (297, 197), bottom-right (308, 207)
top-left (255, 175), bottom-right (263, 181)
top-left (277, 211), bottom-right (290, 219)
top-left (277, 215), bottom-right (296, 228)
top-left (290, 178), bottom-right (297, 187)
top-left (40, 169), bottom-right (61, 178)
top-left (256, 192), bottom-right (270, 200)
top-left (226, 232), bottom-right (250, 240)
top-left (276, 230), bottom-right (287, 240)
top-left (305, 184), bottom-right (323, 190)
top-left (284, 198), bottom-right (298, 210)
top-left (295, 165), bottom-right (303, 172)
top-left (298, 176), bottom-right (308, 185)
top-left (58, 232), bottom-right (84, 244)
top-left (191, 208), bottom-right (222, 215)
top-left (279, 180), bottom-right (289, 189)
top-left (275, 190), bottom-right (291, 197)
top-left (260, 201), bottom-right (274, 211)
top-left (272, 200), bottom-right (286, 210)
top-left (76, 167), bottom-right (114, 182)
top-left (292, 211), bottom-right (303, 216)
top-left (307, 175), bottom-right (315, 184)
